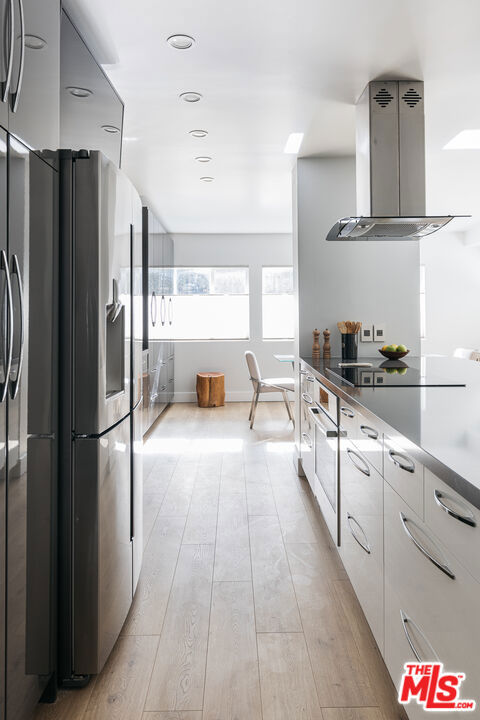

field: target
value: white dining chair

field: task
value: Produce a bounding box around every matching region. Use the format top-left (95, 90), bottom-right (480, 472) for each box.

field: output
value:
top-left (245, 351), bottom-right (294, 429)
top-left (454, 348), bottom-right (478, 360)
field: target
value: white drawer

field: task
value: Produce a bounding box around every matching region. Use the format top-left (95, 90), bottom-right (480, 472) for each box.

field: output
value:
top-left (424, 468), bottom-right (480, 583)
top-left (300, 400), bottom-right (315, 491)
top-left (300, 368), bottom-right (315, 406)
top-left (341, 438), bottom-right (383, 518)
top-left (339, 401), bottom-right (358, 437)
top-left (339, 439), bottom-right (384, 652)
top-left (384, 484), bottom-right (480, 716)
top-left (351, 413), bottom-right (383, 476)
top-left (384, 435), bottom-right (424, 517)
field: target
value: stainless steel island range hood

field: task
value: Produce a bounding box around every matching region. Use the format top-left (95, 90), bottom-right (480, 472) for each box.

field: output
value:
top-left (327, 80), bottom-right (459, 241)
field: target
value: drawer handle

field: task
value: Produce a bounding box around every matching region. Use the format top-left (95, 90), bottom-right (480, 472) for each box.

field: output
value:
top-left (360, 424), bottom-right (378, 440)
top-left (388, 449), bottom-right (415, 473)
top-left (400, 610), bottom-right (439, 663)
top-left (300, 369), bottom-right (308, 375)
top-left (347, 513), bottom-right (371, 553)
top-left (301, 432), bottom-right (312, 449)
top-left (399, 512), bottom-right (455, 580)
top-left (302, 392), bottom-right (313, 404)
top-left (306, 375), bottom-right (315, 382)
top-left (340, 406), bottom-right (354, 419)
top-left (434, 489), bottom-right (477, 528)
top-left (346, 448), bottom-right (370, 476)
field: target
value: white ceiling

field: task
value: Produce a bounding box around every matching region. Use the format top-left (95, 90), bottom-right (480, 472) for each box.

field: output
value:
top-left (68, 0), bottom-right (480, 233)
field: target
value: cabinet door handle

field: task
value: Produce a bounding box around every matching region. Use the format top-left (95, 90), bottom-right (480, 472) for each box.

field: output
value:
top-left (299, 369), bottom-right (308, 375)
top-left (151, 291), bottom-right (157, 327)
top-left (360, 424), bottom-right (378, 440)
top-left (2, 0), bottom-right (14, 101)
top-left (160, 295), bottom-right (166, 326)
top-left (346, 513), bottom-right (371, 554)
top-left (400, 610), bottom-right (439, 663)
top-left (9, 253), bottom-right (23, 399)
top-left (340, 406), bottom-right (354, 419)
top-left (168, 297), bottom-right (173, 325)
top-left (301, 432), bottom-right (312, 449)
top-left (346, 447), bottom-right (370, 476)
top-left (302, 392), bottom-right (313, 404)
top-left (388, 449), bottom-right (415, 473)
top-left (306, 375), bottom-right (315, 382)
top-left (434, 489), bottom-right (476, 528)
top-left (0, 250), bottom-right (13, 403)
top-left (11, 0), bottom-right (24, 113)
top-left (399, 512), bottom-right (455, 580)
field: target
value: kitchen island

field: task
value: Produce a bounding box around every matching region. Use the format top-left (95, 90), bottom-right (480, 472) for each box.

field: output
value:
top-left (300, 355), bottom-right (480, 509)
top-left (297, 355), bottom-right (480, 719)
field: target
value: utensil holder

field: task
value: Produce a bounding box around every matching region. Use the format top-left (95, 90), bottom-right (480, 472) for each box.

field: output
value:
top-left (341, 333), bottom-right (358, 361)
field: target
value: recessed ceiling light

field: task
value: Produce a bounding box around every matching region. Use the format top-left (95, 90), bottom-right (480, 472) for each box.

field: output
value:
top-left (200, 176), bottom-right (214, 182)
top-left (444, 129), bottom-right (480, 149)
top-left (283, 132), bottom-right (304, 154)
top-left (195, 156), bottom-right (212, 163)
top-left (180, 91), bottom-right (202, 103)
top-left (25, 34), bottom-right (47, 50)
top-left (167, 34), bottom-right (195, 50)
top-left (101, 124), bottom-right (121, 134)
top-left (189, 129), bottom-right (208, 138)
top-left (67, 86), bottom-right (93, 98)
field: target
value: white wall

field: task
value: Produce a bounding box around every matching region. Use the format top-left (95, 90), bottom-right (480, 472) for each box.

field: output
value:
top-left (295, 157), bottom-right (421, 358)
top-left (171, 233), bottom-right (294, 402)
top-left (420, 230), bottom-right (480, 356)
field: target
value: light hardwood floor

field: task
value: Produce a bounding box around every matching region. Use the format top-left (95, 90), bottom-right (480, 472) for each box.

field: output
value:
top-left (35, 401), bottom-right (406, 720)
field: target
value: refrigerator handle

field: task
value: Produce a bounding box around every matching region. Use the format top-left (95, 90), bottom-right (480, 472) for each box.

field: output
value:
top-left (151, 290), bottom-right (157, 327)
top-left (10, 0), bottom-right (25, 113)
top-left (9, 253), bottom-right (24, 399)
top-left (106, 278), bottom-right (123, 323)
top-left (168, 297), bottom-right (173, 326)
top-left (160, 295), bottom-right (166, 326)
top-left (1, 0), bottom-right (15, 102)
top-left (0, 250), bottom-right (13, 403)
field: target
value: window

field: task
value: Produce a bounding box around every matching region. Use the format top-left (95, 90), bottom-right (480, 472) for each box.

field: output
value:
top-left (262, 266), bottom-right (294, 339)
top-left (151, 267), bottom-right (249, 340)
top-left (420, 264), bottom-right (426, 339)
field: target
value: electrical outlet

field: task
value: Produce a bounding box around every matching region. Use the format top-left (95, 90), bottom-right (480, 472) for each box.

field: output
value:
top-left (374, 324), bottom-right (386, 343)
top-left (361, 323), bottom-right (373, 342)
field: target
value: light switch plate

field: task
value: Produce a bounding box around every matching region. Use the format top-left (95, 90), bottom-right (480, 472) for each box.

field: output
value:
top-left (361, 323), bottom-right (373, 342)
top-left (374, 324), bottom-right (386, 343)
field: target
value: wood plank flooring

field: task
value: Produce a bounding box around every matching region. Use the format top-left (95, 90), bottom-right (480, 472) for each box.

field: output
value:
top-left (35, 401), bottom-right (406, 720)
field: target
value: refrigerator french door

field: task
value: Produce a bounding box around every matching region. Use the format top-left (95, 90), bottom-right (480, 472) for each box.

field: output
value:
top-left (58, 150), bottom-right (142, 683)
top-left (0, 131), bottom-right (57, 719)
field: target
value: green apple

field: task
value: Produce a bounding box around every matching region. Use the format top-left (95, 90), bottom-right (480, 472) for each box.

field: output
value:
top-left (385, 344), bottom-right (397, 352)
top-left (396, 344), bottom-right (408, 352)
top-left (397, 367), bottom-right (408, 375)
top-left (385, 367), bottom-right (397, 374)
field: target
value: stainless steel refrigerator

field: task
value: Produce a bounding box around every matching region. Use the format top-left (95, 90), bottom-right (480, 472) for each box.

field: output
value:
top-left (58, 150), bottom-right (143, 684)
top-left (0, 133), bottom-right (58, 718)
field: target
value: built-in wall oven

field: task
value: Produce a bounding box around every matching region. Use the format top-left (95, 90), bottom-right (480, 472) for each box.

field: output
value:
top-left (309, 382), bottom-right (341, 545)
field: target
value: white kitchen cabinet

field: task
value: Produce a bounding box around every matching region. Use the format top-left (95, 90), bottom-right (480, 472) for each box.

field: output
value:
top-left (351, 412), bottom-right (383, 475)
top-left (384, 435), bottom-right (424, 518)
top-left (300, 399), bottom-right (315, 491)
top-left (384, 483), bottom-right (480, 718)
top-left (339, 439), bottom-right (384, 652)
top-left (424, 468), bottom-right (480, 584)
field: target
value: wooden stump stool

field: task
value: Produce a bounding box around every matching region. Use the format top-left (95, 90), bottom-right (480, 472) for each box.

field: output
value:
top-left (196, 372), bottom-right (225, 408)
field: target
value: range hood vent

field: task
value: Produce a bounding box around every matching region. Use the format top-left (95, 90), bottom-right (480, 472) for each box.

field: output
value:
top-left (327, 80), bottom-right (459, 241)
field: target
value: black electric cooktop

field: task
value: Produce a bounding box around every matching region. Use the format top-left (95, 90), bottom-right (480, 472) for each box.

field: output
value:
top-left (324, 358), bottom-right (466, 388)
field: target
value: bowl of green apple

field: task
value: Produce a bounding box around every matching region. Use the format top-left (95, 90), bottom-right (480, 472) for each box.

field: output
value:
top-left (378, 344), bottom-right (409, 360)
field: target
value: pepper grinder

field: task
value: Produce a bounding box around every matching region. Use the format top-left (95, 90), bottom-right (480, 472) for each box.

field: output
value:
top-left (323, 329), bottom-right (331, 360)
top-left (312, 328), bottom-right (321, 360)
